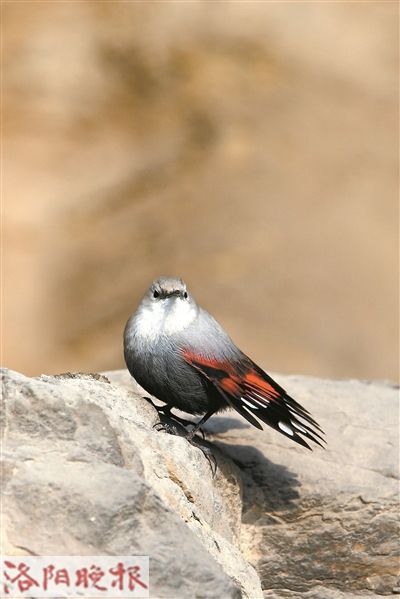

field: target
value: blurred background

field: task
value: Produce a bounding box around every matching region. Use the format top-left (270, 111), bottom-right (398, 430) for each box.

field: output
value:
top-left (3, 1), bottom-right (398, 382)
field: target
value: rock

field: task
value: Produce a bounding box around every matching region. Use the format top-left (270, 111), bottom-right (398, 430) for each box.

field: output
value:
top-left (2, 368), bottom-right (398, 598)
top-left (208, 376), bottom-right (400, 599)
top-left (1, 368), bottom-right (258, 598)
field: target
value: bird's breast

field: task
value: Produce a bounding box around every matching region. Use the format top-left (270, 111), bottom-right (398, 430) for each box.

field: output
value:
top-left (132, 301), bottom-right (197, 342)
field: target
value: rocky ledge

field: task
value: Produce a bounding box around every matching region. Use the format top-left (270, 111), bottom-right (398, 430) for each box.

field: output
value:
top-left (1, 368), bottom-right (399, 598)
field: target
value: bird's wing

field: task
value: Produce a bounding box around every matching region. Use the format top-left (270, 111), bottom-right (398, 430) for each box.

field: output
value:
top-left (182, 350), bottom-right (325, 449)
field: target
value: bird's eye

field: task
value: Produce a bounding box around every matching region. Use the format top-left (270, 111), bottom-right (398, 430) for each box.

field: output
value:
top-left (153, 290), bottom-right (159, 298)
top-left (183, 292), bottom-right (188, 299)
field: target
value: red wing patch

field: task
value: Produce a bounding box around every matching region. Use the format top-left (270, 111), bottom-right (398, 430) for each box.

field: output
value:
top-left (243, 371), bottom-right (280, 399)
top-left (182, 350), bottom-right (268, 400)
top-left (220, 376), bottom-right (241, 395)
top-left (182, 349), bottom-right (325, 450)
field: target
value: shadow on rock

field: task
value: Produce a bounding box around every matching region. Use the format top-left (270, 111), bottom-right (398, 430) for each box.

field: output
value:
top-left (214, 440), bottom-right (301, 515)
top-left (204, 417), bottom-right (252, 434)
top-left (152, 411), bottom-right (300, 511)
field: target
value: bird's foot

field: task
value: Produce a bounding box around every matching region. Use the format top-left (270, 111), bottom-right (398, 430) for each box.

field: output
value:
top-left (173, 418), bottom-right (206, 440)
top-left (152, 420), bottom-right (216, 475)
top-left (152, 419), bottom-right (204, 439)
top-left (148, 400), bottom-right (206, 440)
top-left (153, 421), bottom-right (180, 435)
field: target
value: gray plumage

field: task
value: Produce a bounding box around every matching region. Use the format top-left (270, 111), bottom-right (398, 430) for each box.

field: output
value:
top-left (124, 277), bottom-right (325, 449)
top-left (124, 277), bottom-right (236, 415)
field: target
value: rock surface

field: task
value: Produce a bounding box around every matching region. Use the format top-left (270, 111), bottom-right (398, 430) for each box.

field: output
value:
top-left (1, 368), bottom-right (399, 598)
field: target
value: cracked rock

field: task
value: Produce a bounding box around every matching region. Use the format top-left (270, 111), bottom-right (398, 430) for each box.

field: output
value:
top-left (1, 368), bottom-right (398, 598)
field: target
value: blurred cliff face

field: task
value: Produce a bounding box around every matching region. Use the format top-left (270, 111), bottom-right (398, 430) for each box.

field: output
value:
top-left (3, 2), bottom-right (398, 380)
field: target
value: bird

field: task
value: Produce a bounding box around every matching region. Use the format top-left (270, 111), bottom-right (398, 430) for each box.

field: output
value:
top-left (124, 276), bottom-right (325, 450)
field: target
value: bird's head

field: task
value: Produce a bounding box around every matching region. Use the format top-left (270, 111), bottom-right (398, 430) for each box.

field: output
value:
top-left (135, 277), bottom-right (198, 336)
top-left (148, 277), bottom-right (188, 302)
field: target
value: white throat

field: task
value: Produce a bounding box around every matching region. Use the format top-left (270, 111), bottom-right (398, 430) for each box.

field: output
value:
top-left (133, 298), bottom-right (197, 341)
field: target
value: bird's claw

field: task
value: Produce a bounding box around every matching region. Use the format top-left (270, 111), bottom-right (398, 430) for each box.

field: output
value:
top-left (152, 421), bottom-right (179, 435)
top-left (152, 421), bottom-right (164, 431)
top-left (150, 403), bottom-right (206, 440)
top-left (185, 424), bottom-right (206, 440)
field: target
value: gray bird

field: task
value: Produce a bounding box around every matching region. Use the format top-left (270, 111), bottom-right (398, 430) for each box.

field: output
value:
top-left (124, 276), bottom-right (325, 449)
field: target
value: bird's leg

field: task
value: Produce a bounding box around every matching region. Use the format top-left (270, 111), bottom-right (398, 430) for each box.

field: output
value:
top-left (153, 413), bottom-right (206, 440)
top-left (143, 396), bottom-right (164, 412)
top-left (184, 410), bottom-right (218, 475)
top-left (157, 407), bottom-right (218, 441)
top-left (153, 404), bottom-right (217, 441)
top-left (153, 406), bottom-right (218, 474)
top-left (185, 408), bottom-right (218, 441)
top-left (144, 398), bottom-right (179, 434)
top-left (147, 399), bottom-right (206, 438)
top-left (143, 398), bottom-right (179, 422)
top-left (169, 410), bottom-right (205, 433)
top-left (158, 404), bottom-right (195, 427)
